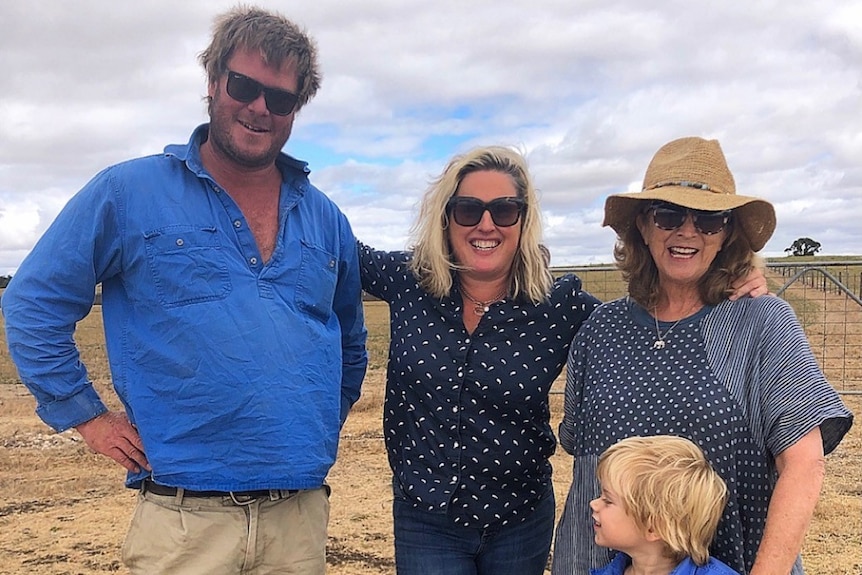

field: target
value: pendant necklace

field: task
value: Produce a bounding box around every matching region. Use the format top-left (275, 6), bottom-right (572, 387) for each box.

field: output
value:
top-left (652, 304), bottom-right (698, 350)
top-left (461, 286), bottom-right (507, 317)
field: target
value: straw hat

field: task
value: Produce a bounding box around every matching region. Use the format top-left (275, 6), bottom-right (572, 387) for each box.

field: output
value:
top-left (603, 137), bottom-right (776, 251)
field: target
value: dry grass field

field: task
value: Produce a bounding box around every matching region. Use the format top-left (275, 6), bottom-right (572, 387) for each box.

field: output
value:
top-left (0, 300), bottom-right (859, 575)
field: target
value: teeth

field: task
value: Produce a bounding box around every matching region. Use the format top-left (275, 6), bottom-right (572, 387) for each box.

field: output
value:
top-left (669, 247), bottom-right (697, 256)
top-left (240, 121), bottom-right (266, 133)
top-left (471, 240), bottom-right (499, 250)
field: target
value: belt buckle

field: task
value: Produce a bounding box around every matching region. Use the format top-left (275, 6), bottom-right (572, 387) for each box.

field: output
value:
top-left (268, 489), bottom-right (293, 501)
top-left (229, 491), bottom-right (258, 505)
top-left (268, 489), bottom-right (299, 502)
top-left (229, 489), bottom-right (297, 505)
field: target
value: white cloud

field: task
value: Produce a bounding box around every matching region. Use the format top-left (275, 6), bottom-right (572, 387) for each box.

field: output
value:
top-left (0, 0), bottom-right (859, 274)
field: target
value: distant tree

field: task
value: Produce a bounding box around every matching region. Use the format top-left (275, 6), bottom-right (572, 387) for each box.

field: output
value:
top-left (784, 237), bottom-right (822, 257)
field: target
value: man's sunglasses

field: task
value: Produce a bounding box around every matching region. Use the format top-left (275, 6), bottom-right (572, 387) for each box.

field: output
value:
top-left (650, 203), bottom-right (731, 235)
top-left (225, 70), bottom-right (299, 116)
top-left (446, 197), bottom-right (526, 227)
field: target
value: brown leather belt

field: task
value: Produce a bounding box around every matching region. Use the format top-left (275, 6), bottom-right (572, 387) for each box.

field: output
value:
top-left (142, 479), bottom-right (298, 500)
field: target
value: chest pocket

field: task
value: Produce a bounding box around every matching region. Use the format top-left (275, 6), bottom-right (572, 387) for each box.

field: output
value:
top-left (144, 226), bottom-right (232, 307)
top-left (295, 240), bottom-right (338, 322)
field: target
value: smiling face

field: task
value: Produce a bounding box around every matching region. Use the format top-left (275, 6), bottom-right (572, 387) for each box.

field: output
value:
top-left (206, 46), bottom-right (299, 170)
top-left (636, 203), bottom-right (726, 291)
top-left (447, 170), bottom-right (522, 283)
top-left (589, 486), bottom-right (648, 553)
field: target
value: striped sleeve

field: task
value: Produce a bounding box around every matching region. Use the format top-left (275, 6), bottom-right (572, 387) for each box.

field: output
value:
top-left (702, 297), bottom-right (853, 457)
top-left (559, 328), bottom-right (587, 455)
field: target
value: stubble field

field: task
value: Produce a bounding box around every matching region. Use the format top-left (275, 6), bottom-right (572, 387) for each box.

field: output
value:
top-left (0, 300), bottom-right (859, 574)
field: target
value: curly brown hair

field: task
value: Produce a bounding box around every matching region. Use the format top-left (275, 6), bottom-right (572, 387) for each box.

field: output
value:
top-left (615, 208), bottom-right (759, 310)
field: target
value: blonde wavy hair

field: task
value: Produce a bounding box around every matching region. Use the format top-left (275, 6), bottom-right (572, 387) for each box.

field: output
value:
top-left (597, 435), bottom-right (728, 566)
top-left (408, 146), bottom-right (553, 303)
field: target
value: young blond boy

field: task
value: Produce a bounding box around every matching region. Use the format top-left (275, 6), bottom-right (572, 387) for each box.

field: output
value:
top-left (589, 435), bottom-right (740, 575)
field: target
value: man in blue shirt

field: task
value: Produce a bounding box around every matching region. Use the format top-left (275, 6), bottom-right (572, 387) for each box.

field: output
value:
top-left (2, 7), bottom-right (367, 574)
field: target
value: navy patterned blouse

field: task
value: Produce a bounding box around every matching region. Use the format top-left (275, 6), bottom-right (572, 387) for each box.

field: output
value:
top-left (359, 244), bottom-right (600, 528)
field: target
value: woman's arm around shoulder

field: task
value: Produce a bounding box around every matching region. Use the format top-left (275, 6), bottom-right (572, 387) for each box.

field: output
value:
top-left (356, 241), bottom-right (413, 301)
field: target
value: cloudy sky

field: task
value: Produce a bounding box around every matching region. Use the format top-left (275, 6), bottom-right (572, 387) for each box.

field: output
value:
top-left (1, 0), bottom-right (859, 275)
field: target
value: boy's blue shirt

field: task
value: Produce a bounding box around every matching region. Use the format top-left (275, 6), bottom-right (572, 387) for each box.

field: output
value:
top-left (591, 552), bottom-right (741, 575)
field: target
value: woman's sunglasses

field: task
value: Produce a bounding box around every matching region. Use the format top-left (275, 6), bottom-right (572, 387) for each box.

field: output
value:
top-left (225, 70), bottom-right (299, 116)
top-left (650, 203), bottom-right (731, 235)
top-left (446, 197), bottom-right (526, 227)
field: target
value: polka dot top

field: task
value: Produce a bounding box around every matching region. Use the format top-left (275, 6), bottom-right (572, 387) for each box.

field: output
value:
top-left (359, 244), bottom-right (600, 528)
top-left (552, 296), bottom-right (853, 575)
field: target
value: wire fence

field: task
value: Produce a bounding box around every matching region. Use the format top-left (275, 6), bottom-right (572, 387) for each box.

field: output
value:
top-left (3, 261), bottom-right (861, 394)
top-left (554, 261), bottom-right (862, 395)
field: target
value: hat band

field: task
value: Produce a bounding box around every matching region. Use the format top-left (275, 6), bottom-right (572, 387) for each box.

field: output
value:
top-left (643, 180), bottom-right (712, 192)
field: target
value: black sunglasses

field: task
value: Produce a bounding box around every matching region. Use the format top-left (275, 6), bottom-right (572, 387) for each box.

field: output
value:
top-left (446, 197), bottom-right (526, 227)
top-left (650, 203), bottom-right (731, 235)
top-left (225, 70), bottom-right (299, 116)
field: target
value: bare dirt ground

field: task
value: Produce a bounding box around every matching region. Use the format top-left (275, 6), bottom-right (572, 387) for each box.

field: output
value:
top-left (1, 300), bottom-right (859, 575)
top-left (2, 382), bottom-right (859, 575)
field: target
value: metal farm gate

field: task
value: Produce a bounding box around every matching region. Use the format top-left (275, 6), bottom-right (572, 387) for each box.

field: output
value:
top-left (769, 262), bottom-right (862, 395)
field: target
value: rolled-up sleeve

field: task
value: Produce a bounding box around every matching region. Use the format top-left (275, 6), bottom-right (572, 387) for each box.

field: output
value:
top-left (3, 169), bottom-right (123, 431)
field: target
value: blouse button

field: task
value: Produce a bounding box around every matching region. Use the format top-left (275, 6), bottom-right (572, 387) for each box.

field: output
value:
top-left (234, 220), bottom-right (242, 228)
top-left (250, 257), bottom-right (258, 265)
top-left (175, 238), bottom-right (184, 247)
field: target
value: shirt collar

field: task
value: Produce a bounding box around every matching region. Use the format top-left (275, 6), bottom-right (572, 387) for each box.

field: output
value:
top-left (163, 123), bottom-right (312, 179)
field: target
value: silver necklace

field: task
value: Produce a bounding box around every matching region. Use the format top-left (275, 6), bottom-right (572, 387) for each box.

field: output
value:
top-left (652, 303), bottom-right (702, 349)
top-left (652, 313), bottom-right (687, 349)
top-left (461, 286), bottom-right (507, 317)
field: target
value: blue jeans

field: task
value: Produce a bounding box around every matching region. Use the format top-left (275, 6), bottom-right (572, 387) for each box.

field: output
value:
top-left (392, 486), bottom-right (555, 575)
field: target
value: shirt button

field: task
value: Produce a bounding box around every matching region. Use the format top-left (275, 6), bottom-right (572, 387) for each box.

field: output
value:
top-left (250, 257), bottom-right (258, 265)
top-left (234, 220), bottom-right (242, 228)
top-left (329, 259), bottom-right (336, 268)
top-left (175, 238), bottom-right (184, 247)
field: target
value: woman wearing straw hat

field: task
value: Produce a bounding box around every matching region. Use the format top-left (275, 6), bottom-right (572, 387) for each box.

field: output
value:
top-left (551, 137), bottom-right (853, 575)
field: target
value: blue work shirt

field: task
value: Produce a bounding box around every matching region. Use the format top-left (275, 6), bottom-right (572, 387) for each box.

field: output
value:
top-left (3, 124), bottom-right (368, 492)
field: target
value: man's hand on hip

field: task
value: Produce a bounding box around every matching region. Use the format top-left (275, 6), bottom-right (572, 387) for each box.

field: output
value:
top-left (76, 411), bottom-right (151, 473)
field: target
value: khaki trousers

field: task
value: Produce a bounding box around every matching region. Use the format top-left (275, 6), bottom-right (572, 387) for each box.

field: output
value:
top-left (122, 485), bottom-right (330, 575)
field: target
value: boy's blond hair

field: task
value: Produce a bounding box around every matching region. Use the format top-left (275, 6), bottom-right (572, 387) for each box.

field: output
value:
top-left (596, 435), bottom-right (727, 565)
